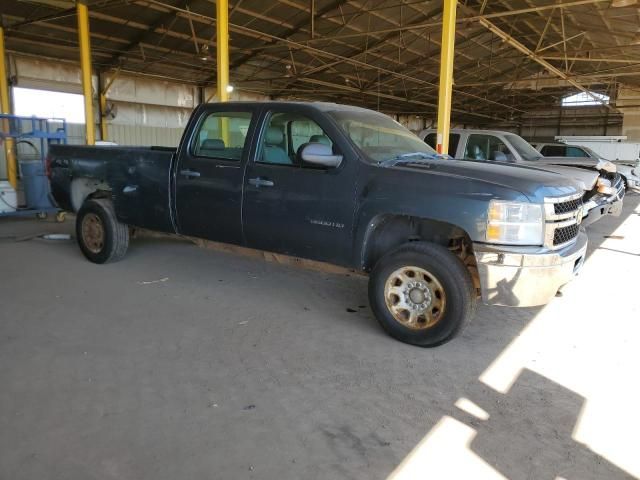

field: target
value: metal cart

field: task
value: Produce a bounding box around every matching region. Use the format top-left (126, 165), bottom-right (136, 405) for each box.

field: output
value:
top-left (0, 114), bottom-right (67, 221)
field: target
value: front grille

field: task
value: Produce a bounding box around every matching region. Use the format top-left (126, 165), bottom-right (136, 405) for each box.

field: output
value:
top-left (553, 223), bottom-right (580, 246)
top-left (544, 193), bottom-right (583, 249)
top-left (554, 197), bottom-right (582, 215)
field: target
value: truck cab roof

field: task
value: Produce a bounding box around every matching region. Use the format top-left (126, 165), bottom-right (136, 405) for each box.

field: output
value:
top-left (202, 100), bottom-right (376, 114)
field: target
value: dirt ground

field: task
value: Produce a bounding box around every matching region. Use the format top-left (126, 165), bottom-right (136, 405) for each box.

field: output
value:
top-left (1, 195), bottom-right (639, 480)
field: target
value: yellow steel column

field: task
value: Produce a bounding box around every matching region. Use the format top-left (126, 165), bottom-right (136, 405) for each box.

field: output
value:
top-left (216, 0), bottom-right (230, 102)
top-left (435, 0), bottom-right (457, 155)
top-left (216, 0), bottom-right (230, 144)
top-left (77, 1), bottom-right (95, 145)
top-left (0, 26), bottom-right (17, 188)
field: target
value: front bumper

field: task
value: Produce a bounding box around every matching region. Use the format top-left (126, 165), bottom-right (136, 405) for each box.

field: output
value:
top-left (474, 231), bottom-right (588, 307)
top-left (581, 174), bottom-right (625, 227)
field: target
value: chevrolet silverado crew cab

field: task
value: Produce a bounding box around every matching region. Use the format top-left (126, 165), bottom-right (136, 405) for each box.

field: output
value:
top-left (420, 128), bottom-right (624, 226)
top-left (49, 102), bottom-right (588, 347)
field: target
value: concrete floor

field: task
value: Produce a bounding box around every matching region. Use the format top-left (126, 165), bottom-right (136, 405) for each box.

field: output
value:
top-left (1, 196), bottom-right (639, 480)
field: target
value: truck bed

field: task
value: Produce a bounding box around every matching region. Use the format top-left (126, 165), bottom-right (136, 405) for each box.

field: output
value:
top-left (49, 144), bottom-right (176, 233)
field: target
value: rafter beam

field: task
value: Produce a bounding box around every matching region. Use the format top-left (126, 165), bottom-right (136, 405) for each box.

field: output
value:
top-left (298, 0), bottom-right (609, 43)
top-left (230, 0), bottom-right (349, 70)
top-left (476, 16), bottom-right (616, 111)
top-left (106, 9), bottom-right (180, 67)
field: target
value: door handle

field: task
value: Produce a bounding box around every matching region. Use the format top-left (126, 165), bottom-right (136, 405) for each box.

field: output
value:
top-left (248, 177), bottom-right (274, 187)
top-left (180, 169), bottom-right (201, 178)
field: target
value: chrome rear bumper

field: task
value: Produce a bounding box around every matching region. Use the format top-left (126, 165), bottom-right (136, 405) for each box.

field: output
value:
top-left (474, 231), bottom-right (588, 307)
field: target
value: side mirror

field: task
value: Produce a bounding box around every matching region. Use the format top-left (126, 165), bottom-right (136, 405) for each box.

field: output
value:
top-left (300, 143), bottom-right (342, 168)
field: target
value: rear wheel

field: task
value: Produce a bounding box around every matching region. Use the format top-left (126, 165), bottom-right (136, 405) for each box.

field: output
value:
top-left (76, 198), bottom-right (129, 264)
top-left (368, 242), bottom-right (476, 347)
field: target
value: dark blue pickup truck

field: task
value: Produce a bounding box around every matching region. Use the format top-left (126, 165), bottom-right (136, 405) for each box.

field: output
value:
top-left (49, 102), bottom-right (588, 347)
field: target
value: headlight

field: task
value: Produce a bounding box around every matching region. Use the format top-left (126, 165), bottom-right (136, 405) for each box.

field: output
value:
top-left (486, 200), bottom-right (543, 245)
top-left (597, 159), bottom-right (616, 173)
top-left (596, 177), bottom-right (615, 195)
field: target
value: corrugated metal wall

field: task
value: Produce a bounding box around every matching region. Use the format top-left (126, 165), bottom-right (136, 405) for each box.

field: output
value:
top-left (619, 86), bottom-right (640, 141)
top-left (66, 123), bottom-right (184, 147)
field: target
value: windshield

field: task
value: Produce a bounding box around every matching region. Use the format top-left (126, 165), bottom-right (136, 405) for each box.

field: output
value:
top-left (505, 134), bottom-right (543, 161)
top-left (329, 109), bottom-right (437, 163)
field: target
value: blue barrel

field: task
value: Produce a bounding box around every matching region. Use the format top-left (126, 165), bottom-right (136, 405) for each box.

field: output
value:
top-left (20, 160), bottom-right (53, 209)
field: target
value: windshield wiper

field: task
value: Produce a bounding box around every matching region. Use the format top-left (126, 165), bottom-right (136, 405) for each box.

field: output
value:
top-left (378, 152), bottom-right (445, 167)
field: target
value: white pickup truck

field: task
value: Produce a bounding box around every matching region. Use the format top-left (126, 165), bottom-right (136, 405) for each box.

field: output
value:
top-left (419, 128), bottom-right (625, 227)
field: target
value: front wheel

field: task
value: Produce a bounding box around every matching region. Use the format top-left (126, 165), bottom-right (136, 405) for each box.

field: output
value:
top-left (76, 198), bottom-right (129, 264)
top-left (368, 242), bottom-right (476, 347)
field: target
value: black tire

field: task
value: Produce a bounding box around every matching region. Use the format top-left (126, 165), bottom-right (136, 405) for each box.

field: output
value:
top-left (76, 198), bottom-right (129, 264)
top-left (368, 242), bottom-right (476, 347)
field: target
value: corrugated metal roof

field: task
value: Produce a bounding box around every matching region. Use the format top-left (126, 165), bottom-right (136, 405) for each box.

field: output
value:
top-left (2, 0), bottom-right (639, 124)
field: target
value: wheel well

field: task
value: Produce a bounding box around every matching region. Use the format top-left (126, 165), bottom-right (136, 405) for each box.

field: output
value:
top-left (70, 177), bottom-right (111, 212)
top-left (362, 215), bottom-right (479, 290)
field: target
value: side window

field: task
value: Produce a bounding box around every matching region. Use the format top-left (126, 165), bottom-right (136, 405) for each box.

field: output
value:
top-left (566, 146), bottom-right (586, 157)
top-left (541, 145), bottom-right (566, 156)
top-left (424, 133), bottom-right (459, 156)
top-left (258, 112), bottom-right (334, 167)
top-left (465, 134), bottom-right (513, 161)
top-left (424, 133), bottom-right (437, 149)
top-left (448, 134), bottom-right (460, 156)
top-left (192, 111), bottom-right (252, 161)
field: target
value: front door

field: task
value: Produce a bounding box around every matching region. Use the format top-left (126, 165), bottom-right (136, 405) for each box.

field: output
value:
top-left (242, 107), bottom-right (357, 266)
top-left (175, 106), bottom-right (257, 244)
top-left (464, 134), bottom-right (515, 162)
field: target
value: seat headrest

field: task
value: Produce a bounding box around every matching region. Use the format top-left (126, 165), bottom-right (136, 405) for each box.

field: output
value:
top-left (309, 134), bottom-right (330, 145)
top-left (266, 127), bottom-right (284, 146)
top-left (201, 138), bottom-right (225, 150)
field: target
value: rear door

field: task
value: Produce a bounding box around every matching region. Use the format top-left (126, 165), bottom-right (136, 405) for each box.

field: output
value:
top-left (242, 106), bottom-right (357, 266)
top-left (174, 105), bottom-right (258, 244)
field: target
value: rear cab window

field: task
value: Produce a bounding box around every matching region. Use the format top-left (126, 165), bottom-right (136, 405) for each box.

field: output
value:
top-left (424, 133), bottom-right (460, 156)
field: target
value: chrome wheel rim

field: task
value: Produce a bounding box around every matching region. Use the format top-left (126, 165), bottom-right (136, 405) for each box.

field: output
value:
top-left (383, 266), bottom-right (446, 330)
top-left (81, 213), bottom-right (104, 254)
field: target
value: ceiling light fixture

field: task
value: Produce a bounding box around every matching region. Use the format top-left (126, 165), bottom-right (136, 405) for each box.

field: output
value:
top-left (199, 44), bottom-right (212, 62)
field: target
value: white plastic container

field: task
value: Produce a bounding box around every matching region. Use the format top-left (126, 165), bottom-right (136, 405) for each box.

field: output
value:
top-left (0, 180), bottom-right (17, 213)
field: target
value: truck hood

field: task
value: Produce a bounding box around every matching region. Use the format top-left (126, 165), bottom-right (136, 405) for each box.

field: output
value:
top-left (390, 158), bottom-right (581, 202)
top-left (536, 164), bottom-right (599, 191)
top-left (534, 155), bottom-right (612, 172)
